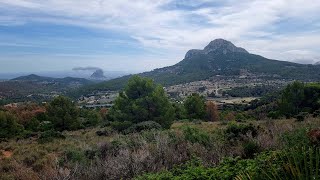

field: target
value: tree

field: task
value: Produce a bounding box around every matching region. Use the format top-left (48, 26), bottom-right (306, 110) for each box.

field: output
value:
top-left (279, 82), bottom-right (320, 117)
top-left (173, 102), bottom-right (187, 120)
top-left (0, 111), bottom-right (23, 138)
top-left (206, 101), bottom-right (219, 121)
top-left (279, 82), bottom-right (305, 118)
top-left (46, 96), bottom-right (80, 131)
top-left (184, 93), bottom-right (206, 119)
top-left (108, 76), bottom-right (175, 129)
top-left (81, 109), bottom-right (102, 127)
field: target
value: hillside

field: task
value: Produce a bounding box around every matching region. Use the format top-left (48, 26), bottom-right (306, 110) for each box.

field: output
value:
top-left (76, 39), bottom-right (320, 96)
top-left (0, 75), bottom-right (94, 102)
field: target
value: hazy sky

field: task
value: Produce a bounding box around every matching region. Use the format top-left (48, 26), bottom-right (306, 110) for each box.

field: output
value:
top-left (0, 0), bottom-right (320, 73)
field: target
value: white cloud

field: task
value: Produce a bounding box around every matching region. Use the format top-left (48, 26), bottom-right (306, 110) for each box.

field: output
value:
top-left (0, 0), bottom-right (320, 67)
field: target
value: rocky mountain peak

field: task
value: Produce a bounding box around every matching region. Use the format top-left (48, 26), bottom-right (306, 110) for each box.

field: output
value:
top-left (90, 69), bottom-right (106, 80)
top-left (185, 38), bottom-right (249, 59)
top-left (204, 39), bottom-right (248, 54)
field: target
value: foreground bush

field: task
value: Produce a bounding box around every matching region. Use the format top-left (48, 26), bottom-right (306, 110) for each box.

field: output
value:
top-left (182, 126), bottom-right (211, 147)
top-left (137, 146), bottom-right (320, 180)
top-left (0, 111), bottom-right (23, 139)
top-left (125, 121), bottom-right (162, 134)
top-left (224, 122), bottom-right (258, 141)
top-left (110, 121), bottom-right (133, 132)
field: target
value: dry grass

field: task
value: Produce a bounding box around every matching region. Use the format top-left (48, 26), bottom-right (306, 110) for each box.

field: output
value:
top-left (1, 118), bottom-right (320, 180)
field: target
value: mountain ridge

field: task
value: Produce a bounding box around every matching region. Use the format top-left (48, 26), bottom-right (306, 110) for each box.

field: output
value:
top-left (74, 39), bottom-right (320, 96)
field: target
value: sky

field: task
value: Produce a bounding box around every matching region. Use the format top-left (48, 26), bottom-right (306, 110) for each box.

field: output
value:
top-left (0, 0), bottom-right (320, 74)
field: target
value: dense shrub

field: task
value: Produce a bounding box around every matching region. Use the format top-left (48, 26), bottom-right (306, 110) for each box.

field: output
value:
top-left (295, 112), bottom-right (308, 121)
top-left (224, 122), bottom-right (258, 141)
top-left (96, 127), bottom-right (114, 136)
top-left (173, 103), bottom-right (187, 120)
top-left (125, 121), bottom-right (162, 134)
top-left (238, 147), bottom-right (320, 180)
top-left (135, 154), bottom-right (270, 180)
top-left (267, 111), bottom-right (281, 119)
top-left (281, 128), bottom-right (310, 148)
top-left (242, 141), bottom-right (260, 158)
top-left (37, 130), bottom-right (65, 143)
top-left (0, 111), bottom-right (23, 139)
top-left (110, 121), bottom-right (133, 132)
top-left (182, 126), bottom-right (210, 147)
top-left (64, 149), bottom-right (87, 163)
top-left (279, 82), bottom-right (320, 118)
top-left (38, 121), bottom-right (54, 131)
top-left (24, 118), bottom-right (40, 132)
top-left (313, 110), bottom-right (320, 117)
top-left (80, 109), bottom-right (102, 127)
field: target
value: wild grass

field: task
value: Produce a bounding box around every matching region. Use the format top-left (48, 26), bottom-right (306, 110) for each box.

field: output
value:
top-left (0, 117), bottom-right (320, 180)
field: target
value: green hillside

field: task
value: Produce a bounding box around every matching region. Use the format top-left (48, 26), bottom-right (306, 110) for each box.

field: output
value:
top-left (75, 39), bottom-right (320, 96)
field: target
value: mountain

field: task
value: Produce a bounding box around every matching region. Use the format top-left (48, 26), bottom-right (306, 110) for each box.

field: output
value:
top-left (314, 61), bottom-right (320, 65)
top-left (90, 69), bottom-right (106, 80)
top-left (12, 74), bottom-right (92, 85)
top-left (12, 74), bottom-right (54, 81)
top-left (0, 74), bottom-right (95, 101)
top-left (75, 39), bottom-right (320, 95)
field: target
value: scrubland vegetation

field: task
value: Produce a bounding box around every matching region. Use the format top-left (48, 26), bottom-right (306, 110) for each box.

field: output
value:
top-left (1, 76), bottom-right (320, 180)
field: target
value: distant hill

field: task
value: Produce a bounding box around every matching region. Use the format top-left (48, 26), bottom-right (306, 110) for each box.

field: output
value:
top-left (0, 74), bottom-right (95, 102)
top-left (74, 39), bottom-right (320, 96)
top-left (314, 61), bottom-right (320, 65)
top-left (12, 74), bottom-right (54, 81)
top-left (12, 74), bottom-right (92, 85)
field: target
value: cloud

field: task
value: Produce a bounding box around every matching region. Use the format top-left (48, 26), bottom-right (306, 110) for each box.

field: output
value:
top-left (72, 67), bottom-right (102, 71)
top-left (0, 0), bottom-right (320, 67)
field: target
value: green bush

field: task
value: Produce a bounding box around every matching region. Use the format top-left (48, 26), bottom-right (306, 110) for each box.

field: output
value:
top-left (313, 110), bottom-right (320, 117)
top-left (0, 111), bottom-right (24, 139)
top-left (242, 141), bottom-right (260, 158)
top-left (238, 147), bottom-right (320, 180)
top-left (80, 109), bottom-right (102, 127)
top-left (110, 121), bottom-right (133, 132)
top-left (182, 126), bottom-right (210, 147)
top-left (124, 121), bottom-right (162, 134)
top-left (135, 155), bottom-right (265, 180)
top-left (64, 149), bottom-right (87, 163)
top-left (37, 130), bottom-right (65, 143)
top-left (267, 111), bottom-right (281, 119)
top-left (281, 128), bottom-right (310, 148)
top-left (25, 118), bottom-right (40, 132)
top-left (295, 112), bottom-right (308, 122)
top-left (224, 122), bottom-right (258, 141)
top-left (38, 121), bottom-right (54, 132)
top-left (96, 127), bottom-right (114, 136)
